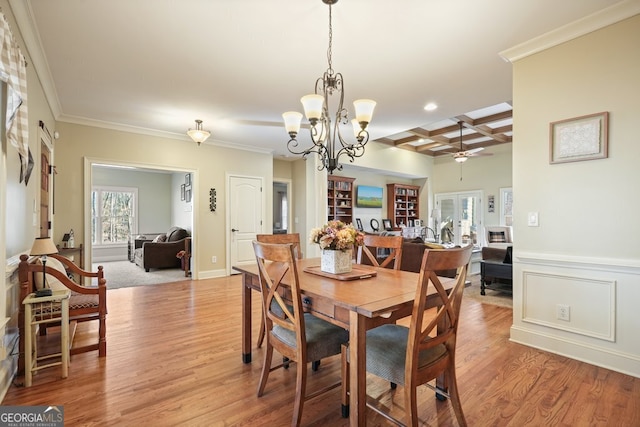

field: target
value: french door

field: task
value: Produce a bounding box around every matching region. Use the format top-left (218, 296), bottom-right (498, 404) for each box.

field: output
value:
top-left (435, 191), bottom-right (483, 246)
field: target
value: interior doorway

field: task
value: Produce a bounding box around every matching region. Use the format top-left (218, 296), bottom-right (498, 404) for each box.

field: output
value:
top-left (85, 159), bottom-right (195, 277)
top-left (272, 179), bottom-right (291, 234)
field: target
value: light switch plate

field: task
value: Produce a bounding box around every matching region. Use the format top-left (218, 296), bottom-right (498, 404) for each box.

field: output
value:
top-left (528, 212), bottom-right (539, 227)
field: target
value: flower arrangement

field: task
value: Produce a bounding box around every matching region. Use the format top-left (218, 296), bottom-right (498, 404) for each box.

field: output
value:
top-left (309, 220), bottom-right (364, 251)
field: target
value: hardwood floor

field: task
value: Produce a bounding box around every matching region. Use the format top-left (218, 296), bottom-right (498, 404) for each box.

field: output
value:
top-left (3, 275), bottom-right (639, 426)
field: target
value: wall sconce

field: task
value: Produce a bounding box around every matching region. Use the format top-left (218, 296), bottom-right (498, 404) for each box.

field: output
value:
top-left (209, 188), bottom-right (217, 212)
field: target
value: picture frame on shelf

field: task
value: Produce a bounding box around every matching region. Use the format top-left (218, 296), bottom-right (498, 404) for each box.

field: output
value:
top-left (382, 219), bottom-right (393, 231)
top-left (550, 112), bottom-right (608, 164)
top-left (355, 218), bottom-right (363, 231)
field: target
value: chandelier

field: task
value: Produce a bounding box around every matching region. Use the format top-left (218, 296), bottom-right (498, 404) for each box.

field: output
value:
top-left (187, 119), bottom-right (211, 145)
top-left (282, 0), bottom-right (376, 174)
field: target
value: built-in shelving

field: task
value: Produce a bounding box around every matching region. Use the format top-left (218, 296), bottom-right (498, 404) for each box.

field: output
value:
top-left (328, 176), bottom-right (355, 224)
top-left (386, 183), bottom-right (420, 228)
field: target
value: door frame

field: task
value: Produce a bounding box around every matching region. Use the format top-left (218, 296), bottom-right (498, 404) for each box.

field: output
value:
top-left (38, 122), bottom-right (54, 238)
top-left (83, 158), bottom-right (197, 278)
top-left (273, 177), bottom-right (292, 233)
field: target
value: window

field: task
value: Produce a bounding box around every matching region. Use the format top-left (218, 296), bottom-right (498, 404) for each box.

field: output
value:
top-left (91, 186), bottom-right (138, 245)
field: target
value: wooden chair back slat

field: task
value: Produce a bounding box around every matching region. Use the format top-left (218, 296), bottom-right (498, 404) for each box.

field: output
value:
top-left (356, 234), bottom-right (404, 270)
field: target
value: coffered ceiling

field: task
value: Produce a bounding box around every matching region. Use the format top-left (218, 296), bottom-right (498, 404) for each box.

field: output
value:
top-left (10, 0), bottom-right (622, 160)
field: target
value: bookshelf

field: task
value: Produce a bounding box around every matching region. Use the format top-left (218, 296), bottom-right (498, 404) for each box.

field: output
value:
top-left (328, 176), bottom-right (355, 224)
top-left (386, 183), bottom-right (420, 228)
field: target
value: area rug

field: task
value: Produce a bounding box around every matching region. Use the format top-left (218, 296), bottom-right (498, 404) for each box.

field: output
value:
top-left (92, 261), bottom-right (190, 289)
top-left (464, 275), bottom-right (512, 309)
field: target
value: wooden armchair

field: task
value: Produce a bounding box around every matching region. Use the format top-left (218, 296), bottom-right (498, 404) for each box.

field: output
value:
top-left (18, 253), bottom-right (107, 372)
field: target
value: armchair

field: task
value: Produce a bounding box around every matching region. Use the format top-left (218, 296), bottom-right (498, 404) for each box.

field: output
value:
top-left (134, 227), bottom-right (191, 272)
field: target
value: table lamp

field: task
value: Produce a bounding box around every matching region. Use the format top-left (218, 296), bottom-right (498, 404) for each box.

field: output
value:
top-left (30, 237), bottom-right (59, 297)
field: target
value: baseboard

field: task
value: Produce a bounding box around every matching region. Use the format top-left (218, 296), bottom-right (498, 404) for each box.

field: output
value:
top-left (197, 269), bottom-right (228, 279)
top-left (510, 325), bottom-right (640, 378)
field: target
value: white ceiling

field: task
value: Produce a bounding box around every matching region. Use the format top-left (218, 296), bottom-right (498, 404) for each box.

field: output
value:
top-left (12, 0), bottom-right (623, 160)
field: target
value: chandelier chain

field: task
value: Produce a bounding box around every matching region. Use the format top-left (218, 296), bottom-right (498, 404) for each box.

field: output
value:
top-left (327, 3), bottom-right (333, 75)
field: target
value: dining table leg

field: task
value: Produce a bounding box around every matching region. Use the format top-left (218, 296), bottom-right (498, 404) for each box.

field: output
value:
top-left (349, 310), bottom-right (367, 426)
top-left (241, 273), bottom-right (252, 363)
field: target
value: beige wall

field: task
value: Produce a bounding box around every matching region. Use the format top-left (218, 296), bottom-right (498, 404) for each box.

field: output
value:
top-left (433, 142), bottom-right (513, 227)
top-left (510, 15), bottom-right (640, 377)
top-left (53, 122), bottom-right (273, 277)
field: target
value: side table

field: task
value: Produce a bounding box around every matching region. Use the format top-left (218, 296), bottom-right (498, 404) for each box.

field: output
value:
top-left (23, 289), bottom-right (71, 387)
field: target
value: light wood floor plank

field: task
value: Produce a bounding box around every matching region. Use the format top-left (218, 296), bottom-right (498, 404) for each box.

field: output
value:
top-left (2, 275), bottom-right (639, 426)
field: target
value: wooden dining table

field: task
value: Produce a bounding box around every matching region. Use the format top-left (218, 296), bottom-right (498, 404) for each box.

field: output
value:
top-left (233, 257), bottom-right (453, 426)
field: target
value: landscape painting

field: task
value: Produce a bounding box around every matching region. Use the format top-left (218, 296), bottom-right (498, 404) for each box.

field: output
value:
top-left (356, 185), bottom-right (383, 208)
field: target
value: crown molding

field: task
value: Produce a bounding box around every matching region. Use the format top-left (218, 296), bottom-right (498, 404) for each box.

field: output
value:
top-left (500, 0), bottom-right (640, 63)
top-left (57, 114), bottom-right (274, 155)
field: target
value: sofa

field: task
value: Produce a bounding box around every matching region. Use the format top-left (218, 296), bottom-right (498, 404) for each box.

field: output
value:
top-left (480, 246), bottom-right (513, 295)
top-left (134, 226), bottom-right (191, 272)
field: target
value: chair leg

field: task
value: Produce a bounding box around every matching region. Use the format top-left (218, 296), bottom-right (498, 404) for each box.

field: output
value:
top-left (292, 358), bottom-right (307, 427)
top-left (404, 380), bottom-right (419, 427)
top-left (257, 343), bottom-right (273, 397)
top-left (257, 307), bottom-right (265, 348)
top-left (341, 345), bottom-right (350, 418)
top-left (447, 364), bottom-right (467, 427)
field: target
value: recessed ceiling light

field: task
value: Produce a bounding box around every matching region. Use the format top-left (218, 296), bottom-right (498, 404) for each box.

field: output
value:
top-left (424, 102), bottom-right (438, 111)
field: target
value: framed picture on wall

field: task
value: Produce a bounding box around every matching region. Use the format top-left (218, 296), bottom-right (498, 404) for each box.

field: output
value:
top-left (550, 112), bottom-right (608, 164)
top-left (181, 184), bottom-right (186, 201)
top-left (185, 187), bottom-right (192, 203)
top-left (185, 173), bottom-right (191, 186)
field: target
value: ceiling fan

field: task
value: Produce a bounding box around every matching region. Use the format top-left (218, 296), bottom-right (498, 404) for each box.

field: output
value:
top-left (452, 121), bottom-right (492, 163)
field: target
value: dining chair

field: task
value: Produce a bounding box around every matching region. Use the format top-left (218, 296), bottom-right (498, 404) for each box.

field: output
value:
top-left (252, 241), bottom-right (349, 427)
top-left (356, 234), bottom-right (404, 270)
top-left (255, 233), bottom-right (302, 349)
top-left (342, 245), bottom-right (473, 426)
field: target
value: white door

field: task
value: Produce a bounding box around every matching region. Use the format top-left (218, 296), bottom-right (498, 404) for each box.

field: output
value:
top-left (435, 191), bottom-right (483, 246)
top-left (228, 175), bottom-right (264, 273)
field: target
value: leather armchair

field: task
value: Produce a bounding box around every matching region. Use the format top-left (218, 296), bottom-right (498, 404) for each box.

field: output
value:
top-left (134, 227), bottom-right (191, 272)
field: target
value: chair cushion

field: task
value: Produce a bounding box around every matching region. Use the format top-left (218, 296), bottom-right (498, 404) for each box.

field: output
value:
top-left (273, 313), bottom-right (348, 362)
top-left (34, 257), bottom-right (70, 292)
top-left (69, 293), bottom-right (99, 310)
top-left (365, 324), bottom-right (447, 386)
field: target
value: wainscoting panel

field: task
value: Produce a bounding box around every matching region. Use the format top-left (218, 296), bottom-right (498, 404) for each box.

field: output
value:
top-left (521, 270), bottom-right (615, 341)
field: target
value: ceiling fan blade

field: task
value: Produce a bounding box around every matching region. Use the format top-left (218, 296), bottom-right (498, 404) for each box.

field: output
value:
top-left (469, 151), bottom-right (493, 157)
top-left (466, 147), bottom-right (485, 154)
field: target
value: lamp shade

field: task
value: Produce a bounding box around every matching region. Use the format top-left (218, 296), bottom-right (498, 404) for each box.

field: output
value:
top-left (300, 94), bottom-right (324, 121)
top-left (353, 99), bottom-right (376, 124)
top-left (282, 111), bottom-right (303, 134)
top-left (454, 156), bottom-right (468, 163)
top-left (30, 237), bottom-right (58, 256)
top-left (187, 119), bottom-right (211, 145)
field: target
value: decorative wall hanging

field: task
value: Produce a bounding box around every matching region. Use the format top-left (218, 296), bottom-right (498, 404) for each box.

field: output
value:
top-left (550, 112), bottom-right (609, 164)
top-left (488, 195), bottom-right (495, 213)
top-left (209, 188), bottom-right (217, 212)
